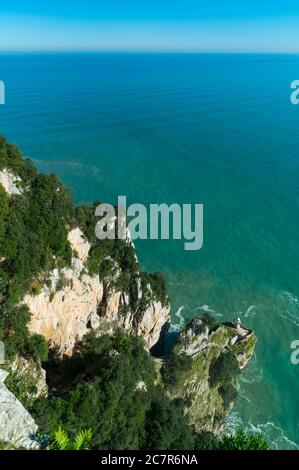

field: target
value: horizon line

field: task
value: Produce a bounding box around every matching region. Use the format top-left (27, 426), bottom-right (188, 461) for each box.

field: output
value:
top-left (0, 50), bottom-right (299, 55)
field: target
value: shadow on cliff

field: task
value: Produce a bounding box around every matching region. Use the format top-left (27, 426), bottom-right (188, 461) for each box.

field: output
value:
top-left (43, 337), bottom-right (112, 392)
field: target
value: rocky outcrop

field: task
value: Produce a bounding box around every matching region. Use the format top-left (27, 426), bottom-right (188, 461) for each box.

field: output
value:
top-left (165, 318), bottom-right (256, 434)
top-left (134, 301), bottom-right (170, 350)
top-left (67, 227), bottom-right (91, 262)
top-left (98, 283), bottom-right (170, 351)
top-left (24, 228), bottom-right (170, 356)
top-left (24, 258), bottom-right (104, 357)
top-left (9, 356), bottom-right (48, 401)
top-left (0, 168), bottom-right (22, 195)
top-left (0, 369), bottom-right (38, 449)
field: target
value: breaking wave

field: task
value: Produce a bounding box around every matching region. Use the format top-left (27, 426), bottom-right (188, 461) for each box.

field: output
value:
top-left (169, 305), bottom-right (185, 332)
top-left (224, 412), bottom-right (299, 450)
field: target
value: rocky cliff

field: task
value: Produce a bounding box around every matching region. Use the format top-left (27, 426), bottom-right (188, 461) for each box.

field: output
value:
top-left (163, 317), bottom-right (256, 434)
top-left (0, 137), bottom-right (256, 449)
top-left (23, 227), bottom-right (170, 357)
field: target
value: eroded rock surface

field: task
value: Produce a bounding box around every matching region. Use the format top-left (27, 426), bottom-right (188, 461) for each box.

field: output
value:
top-left (0, 370), bottom-right (38, 449)
top-left (0, 168), bottom-right (22, 195)
top-left (24, 228), bottom-right (170, 356)
top-left (24, 258), bottom-right (104, 357)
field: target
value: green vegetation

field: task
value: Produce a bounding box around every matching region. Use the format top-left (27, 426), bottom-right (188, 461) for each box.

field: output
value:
top-left (52, 427), bottom-right (92, 450)
top-left (0, 136), bottom-right (37, 182)
top-left (209, 350), bottom-right (241, 410)
top-left (0, 305), bottom-right (48, 361)
top-left (2, 356), bottom-right (47, 409)
top-left (209, 350), bottom-right (240, 388)
top-left (0, 138), bottom-right (73, 360)
top-left (194, 430), bottom-right (269, 450)
top-left (162, 352), bottom-right (193, 388)
top-left (29, 330), bottom-right (266, 450)
top-left (33, 331), bottom-right (194, 450)
top-left (218, 430), bottom-right (269, 450)
top-left (140, 272), bottom-right (168, 307)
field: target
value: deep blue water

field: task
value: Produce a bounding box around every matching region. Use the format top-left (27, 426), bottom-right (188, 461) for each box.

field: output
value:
top-left (0, 53), bottom-right (299, 448)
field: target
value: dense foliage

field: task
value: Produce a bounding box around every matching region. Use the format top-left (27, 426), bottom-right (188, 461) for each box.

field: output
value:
top-left (162, 352), bottom-right (193, 388)
top-left (30, 330), bottom-right (268, 451)
top-left (194, 430), bottom-right (269, 450)
top-left (218, 430), bottom-right (269, 450)
top-left (0, 138), bottom-right (75, 360)
top-left (209, 350), bottom-right (241, 409)
top-left (0, 136), bottom-right (36, 182)
top-left (33, 331), bottom-right (194, 450)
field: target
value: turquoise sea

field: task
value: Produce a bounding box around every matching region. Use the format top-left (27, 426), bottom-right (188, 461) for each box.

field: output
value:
top-left (0, 53), bottom-right (299, 449)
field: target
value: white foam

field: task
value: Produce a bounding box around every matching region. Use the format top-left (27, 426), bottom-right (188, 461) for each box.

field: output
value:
top-left (247, 421), bottom-right (299, 450)
top-left (280, 290), bottom-right (299, 307)
top-left (169, 305), bottom-right (185, 332)
top-left (197, 304), bottom-right (223, 317)
top-left (278, 312), bottom-right (299, 328)
top-left (244, 305), bottom-right (256, 318)
top-left (239, 353), bottom-right (263, 384)
top-left (224, 410), bottom-right (299, 450)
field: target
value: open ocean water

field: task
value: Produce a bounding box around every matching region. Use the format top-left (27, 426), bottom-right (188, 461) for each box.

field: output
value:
top-left (0, 53), bottom-right (299, 449)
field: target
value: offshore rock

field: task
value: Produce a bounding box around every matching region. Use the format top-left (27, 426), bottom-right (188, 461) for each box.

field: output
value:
top-left (167, 318), bottom-right (256, 434)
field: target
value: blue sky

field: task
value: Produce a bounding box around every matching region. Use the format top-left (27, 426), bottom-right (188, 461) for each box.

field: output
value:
top-left (0, 1), bottom-right (299, 52)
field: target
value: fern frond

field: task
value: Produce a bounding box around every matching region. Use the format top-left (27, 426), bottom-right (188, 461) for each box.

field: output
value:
top-left (73, 429), bottom-right (92, 450)
top-left (53, 426), bottom-right (70, 450)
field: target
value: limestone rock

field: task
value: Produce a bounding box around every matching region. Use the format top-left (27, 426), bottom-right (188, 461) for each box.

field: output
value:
top-left (0, 370), bottom-right (38, 449)
top-left (0, 168), bottom-right (22, 195)
top-left (67, 228), bottom-right (91, 262)
top-left (177, 318), bottom-right (209, 356)
top-left (134, 301), bottom-right (170, 350)
top-left (98, 285), bottom-right (170, 351)
top-left (10, 356), bottom-right (48, 400)
top-left (24, 257), bottom-right (104, 357)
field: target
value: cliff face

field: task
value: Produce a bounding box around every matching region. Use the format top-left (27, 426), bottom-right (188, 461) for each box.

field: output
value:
top-left (23, 227), bottom-right (170, 356)
top-left (165, 318), bottom-right (256, 434)
top-left (23, 229), bottom-right (104, 357)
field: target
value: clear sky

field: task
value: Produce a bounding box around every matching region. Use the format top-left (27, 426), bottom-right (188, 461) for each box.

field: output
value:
top-left (0, 1), bottom-right (299, 52)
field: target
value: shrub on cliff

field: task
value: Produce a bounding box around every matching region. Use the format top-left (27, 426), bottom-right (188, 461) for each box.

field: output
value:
top-left (208, 350), bottom-right (241, 410)
top-left (209, 350), bottom-right (240, 388)
top-left (0, 184), bottom-right (8, 249)
top-left (142, 389), bottom-right (194, 450)
top-left (1, 172), bottom-right (73, 305)
top-left (161, 352), bottom-right (193, 388)
top-left (0, 136), bottom-right (36, 181)
top-left (140, 272), bottom-right (168, 307)
top-left (0, 305), bottom-right (48, 361)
